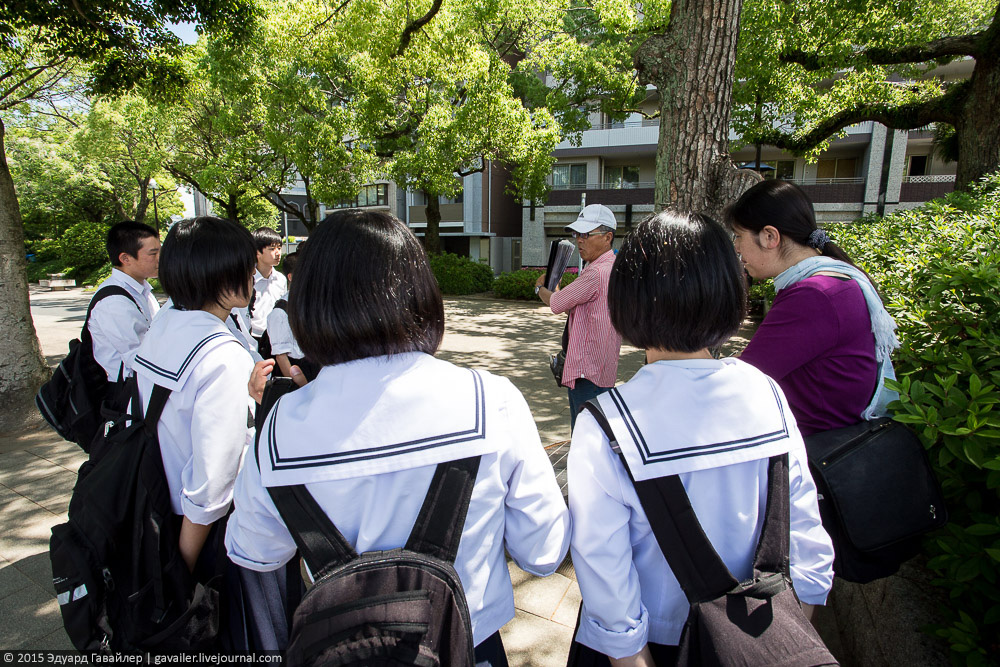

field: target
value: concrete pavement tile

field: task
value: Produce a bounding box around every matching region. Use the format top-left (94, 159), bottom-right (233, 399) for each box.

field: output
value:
top-left (0, 450), bottom-right (59, 487)
top-left (500, 609), bottom-right (575, 667)
top-left (0, 496), bottom-right (60, 563)
top-left (0, 582), bottom-right (65, 648)
top-left (550, 580), bottom-right (582, 628)
top-left (0, 482), bottom-right (19, 503)
top-left (556, 556), bottom-right (576, 581)
top-left (510, 565), bottom-right (572, 619)
top-left (10, 552), bottom-right (56, 594)
top-left (18, 627), bottom-right (75, 651)
top-left (26, 441), bottom-right (87, 473)
top-left (6, 468), bottom-right (77, 509)
top-left (0, 555), bottom-right (36, 600)
top-left (38, 494), bottom-right (72, 516)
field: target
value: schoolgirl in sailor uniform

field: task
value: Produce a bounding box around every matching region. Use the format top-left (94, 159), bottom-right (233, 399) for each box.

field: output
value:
top-left (132, 216), bottom-right (273, 649)
top-left (567, 212), bottom-right (834, 666)
top-left (225, 210), bottom-right (571, 665)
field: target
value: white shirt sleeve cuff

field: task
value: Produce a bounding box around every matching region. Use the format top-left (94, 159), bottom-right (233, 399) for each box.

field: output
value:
top-left (180, 494), bottom-right (233, 526)
top-left (574, 603), bottom-right (650, 659)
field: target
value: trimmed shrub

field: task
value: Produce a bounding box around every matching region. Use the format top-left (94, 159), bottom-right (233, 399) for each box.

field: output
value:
top-left (834, 175), bottom-right (1000, 663)
top-left (428, 252), bottom-right (494, 295)
top-left (493, 269), bottom-right (578, 300)
top-left (60, 221), bottom-right (110, 271)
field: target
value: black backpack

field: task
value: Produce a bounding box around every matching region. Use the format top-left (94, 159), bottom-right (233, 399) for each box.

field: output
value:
top-left (256, 300), bottom-right (321, 381)
top-left (257, 396), bottom-right (480, 667)
top-left (50, 380), bottom-right (224, 653)
top-left (583, 401), bottom-right (837, 666)
top-left (35, 286), bottom-right (139, 451)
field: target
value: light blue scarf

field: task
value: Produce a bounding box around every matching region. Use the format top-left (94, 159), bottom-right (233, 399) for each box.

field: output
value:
top-left (774, 256), bottom-right (900, 419)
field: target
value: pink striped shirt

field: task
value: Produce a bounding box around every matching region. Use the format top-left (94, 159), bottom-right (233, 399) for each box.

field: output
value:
top-left (549, 249), bottom-right (622, 390)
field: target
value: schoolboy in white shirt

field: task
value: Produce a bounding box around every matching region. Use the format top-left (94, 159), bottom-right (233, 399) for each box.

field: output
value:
top-left (247, 228), bottom-right (287, 348)
top-left (89, 220), bottom-right (161, 381)
top-left (265, 251), bottom-right (307, 379)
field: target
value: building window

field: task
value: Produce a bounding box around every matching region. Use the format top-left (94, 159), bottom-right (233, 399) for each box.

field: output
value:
top-left (552, 164), bottom-right (587, 189)
top-left (907, 155), bottom-right (929, 177)
top-left (334, 183), bottom-right (389, 209)
top-left (816, 158), bottom-right (858, 180)
top-left (764, 160), bottom-right (795, 180)
top-left (603, 165), bottom-right (640, 189)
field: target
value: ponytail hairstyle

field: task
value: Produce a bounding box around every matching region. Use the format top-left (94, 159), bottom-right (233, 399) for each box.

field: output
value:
top-left (727, 180), bottom-right (858, 268)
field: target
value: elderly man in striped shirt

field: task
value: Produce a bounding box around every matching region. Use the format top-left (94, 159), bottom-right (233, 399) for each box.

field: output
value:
top-left (535, 204), bottom-right (623, 429)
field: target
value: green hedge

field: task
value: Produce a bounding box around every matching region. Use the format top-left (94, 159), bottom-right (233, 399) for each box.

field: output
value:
top-left (835, 175), bottom-right (1000, 663)
top-left (60, 222), bottom-right (110, 271)
top-left (428, 252), bottom-right (494, 295)
top-left (493, 269), bottom-right (578, 300)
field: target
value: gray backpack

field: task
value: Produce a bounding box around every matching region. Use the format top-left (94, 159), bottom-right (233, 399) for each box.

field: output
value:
top-left (266, 457), bottom-right (481, 667)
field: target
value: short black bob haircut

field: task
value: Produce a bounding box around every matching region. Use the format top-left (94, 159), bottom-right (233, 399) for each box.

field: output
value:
top-left (159, 216), bottom-right (256, 311)
top-left (281, 251), bottom-right (300, 277)
top-left (107, 220), bottom-right (158, 266)
top-left (290, 209), bottom-right (444, 367)
top-left (608, 210), bottom-right (746, 353)
top-left (252, 226), bottom-right (282, 252)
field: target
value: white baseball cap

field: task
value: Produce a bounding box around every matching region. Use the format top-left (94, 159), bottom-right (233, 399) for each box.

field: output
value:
top-left (565, 204), bottom-right (617, 234)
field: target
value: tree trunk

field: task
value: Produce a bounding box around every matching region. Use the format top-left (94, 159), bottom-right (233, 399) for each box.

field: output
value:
top-left (424, 195), bottom-right (442, 255)
top-left (133, 180), bottom-right (150, 222)
top-left (954, 52), bottom-right (1000, 190)
top-left (0, 118), bottom-right (51, 432)
top-left (635, 0), bottom-right (761, 218)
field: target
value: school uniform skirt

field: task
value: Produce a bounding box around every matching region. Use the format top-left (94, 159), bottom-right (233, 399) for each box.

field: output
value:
top-left (225, 559), bottom-right (304, 651)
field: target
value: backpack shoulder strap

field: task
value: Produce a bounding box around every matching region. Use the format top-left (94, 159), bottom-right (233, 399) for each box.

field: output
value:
top-left (405, 456), bottom-right (482, 563)
top-left (581, 399), bottom-right (739, 603)
top-left (751, 453), bottom-right (790, 577)
top-left (267, 484), bottom-right (360, 578)
top-left (83, 285), bottom-right (141, 338)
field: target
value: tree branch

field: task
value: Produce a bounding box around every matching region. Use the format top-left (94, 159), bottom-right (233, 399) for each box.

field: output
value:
top-left (396, 0), bottom-right (444, 56)
top-left (782, 32), bottom-right (985, 71)
top-left (755, 85), bottom-right (966, 152)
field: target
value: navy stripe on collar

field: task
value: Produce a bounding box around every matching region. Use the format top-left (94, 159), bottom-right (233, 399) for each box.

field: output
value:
top-left (267, 369), bottom-right (487, 471)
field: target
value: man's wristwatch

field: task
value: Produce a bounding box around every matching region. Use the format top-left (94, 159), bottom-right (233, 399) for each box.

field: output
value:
top-left (534, 285), bottom-right (541, 295)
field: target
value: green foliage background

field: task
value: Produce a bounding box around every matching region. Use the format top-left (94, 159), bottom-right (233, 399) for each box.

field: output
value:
top-left (428, 253), bottom-right (495, 295)
top-left (831, 175), bottom-right (1000, 663)
top-left (493, 268), bottom-right (579, 300)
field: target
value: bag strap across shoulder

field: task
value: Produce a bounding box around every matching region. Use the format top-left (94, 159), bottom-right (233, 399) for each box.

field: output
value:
top-left (581, 399), bottom-right (789, 604)
top-left (83, 285), bottom-right (140, 339)
top-left (405, 456), bottom-right (481, 563)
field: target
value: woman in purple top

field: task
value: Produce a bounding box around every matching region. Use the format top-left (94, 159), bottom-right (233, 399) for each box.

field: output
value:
top-left (728, 180), bottom-right (900, 437)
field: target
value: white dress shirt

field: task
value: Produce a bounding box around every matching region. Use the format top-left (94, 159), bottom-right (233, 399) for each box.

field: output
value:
top-left (265, 295), bottom-right (303, 358)
top-left (88, 268), bottom-right (160, 380)
top-left (247, 268), bottom-right (287, 336)
top-left (569, 359), bottom-right (834, 658)
top-left (134, 307), bottom-right (255, 525)
top-left (226, 352), bottom-right (571, 645)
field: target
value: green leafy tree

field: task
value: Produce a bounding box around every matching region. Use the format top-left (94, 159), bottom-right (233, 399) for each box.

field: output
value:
top-left (735, 0), bottom-right (1000, 191)
top-left (74, 94), bottom-right (180, 224)
top-left (0, 1), bottom-right (256, 430)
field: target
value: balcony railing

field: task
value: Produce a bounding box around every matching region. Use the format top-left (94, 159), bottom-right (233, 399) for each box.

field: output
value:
top-left (902, 174), bottom-right (955, 183)
top-left (550, 181), bottom-right (656, 190)
top-left (787, 177), bottom-right (865, 185)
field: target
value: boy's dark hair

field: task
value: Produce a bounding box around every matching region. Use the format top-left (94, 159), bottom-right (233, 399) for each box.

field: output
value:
top-left (252, 227), bottom-right (282, 253)
top-left (282, 251), bottom-right (300, 277)
top-left (290, 209), bottom-right (444, 366)
top-left (107, 221), bottom-right (158, 267)
top-left (159, 217), bottom-right (256, 311)
top-left (609, 211), bottom-right (746, 353)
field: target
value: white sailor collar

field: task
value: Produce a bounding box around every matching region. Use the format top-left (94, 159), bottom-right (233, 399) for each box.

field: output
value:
top-left (133, 307), bottom-right (244, 391)
top-left (596, 358), bottom-right (795, 481)
top-left (258, 352), bottom-right (499, 487)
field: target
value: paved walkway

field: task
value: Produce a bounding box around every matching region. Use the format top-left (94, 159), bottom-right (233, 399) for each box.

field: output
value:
top-left (1, 287), bottom-right (756, 663)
